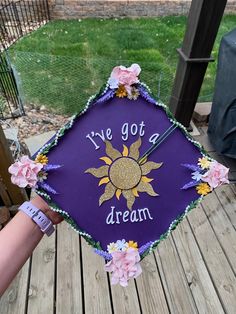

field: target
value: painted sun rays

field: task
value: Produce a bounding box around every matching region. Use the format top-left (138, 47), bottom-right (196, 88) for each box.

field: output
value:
top-left (85, 138), bottom-right (162, 210)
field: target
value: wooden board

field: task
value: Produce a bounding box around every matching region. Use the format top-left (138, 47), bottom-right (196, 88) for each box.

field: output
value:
top-left (202, 191), bottom-right (236, 272)
top-left (0, 125), bottom-right (27, 205)
top-left (81, 238), bottom-right (112, 314)
top-left (173, 217), bottom-right (224, 313)
top-left (0, 206), bottom-right (10, 224)
top-left (215, 184), bottom-right (236, 229)
top-left (56, 222), bottom-right (83, 314)
top-left (188, 203), bottom-right (236, 313)
top-left (0, 258), bottom-right (30, 314)
top-left (155, 237), bottom-right (197, 314)
top-left (135, 253), bottom-right (169, 314)
top-left (27, 232), bottom-right (56, 314)
top-left (0, 179), bottom-right (11, 206)
top-left (111, 278), bottom-right (141, 314)
top-left (231, 184), bottom-right (236, 195)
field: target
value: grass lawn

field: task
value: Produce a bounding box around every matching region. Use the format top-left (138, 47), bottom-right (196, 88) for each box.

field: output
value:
top-left (8, 15), bottom-right (236, 115)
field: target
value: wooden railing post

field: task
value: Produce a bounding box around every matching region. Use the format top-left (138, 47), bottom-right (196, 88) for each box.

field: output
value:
top-left (0, 124), bottom-right (27, 205)
top-left (169, 0), bottom-right (227, 127)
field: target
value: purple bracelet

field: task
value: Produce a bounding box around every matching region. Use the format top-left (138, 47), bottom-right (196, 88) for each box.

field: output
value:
top-left (19, 201), bottom-right (55, 236)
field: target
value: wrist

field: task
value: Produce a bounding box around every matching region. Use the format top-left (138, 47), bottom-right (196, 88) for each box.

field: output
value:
top-left (29, 195), bottom-right (63, 225)
top-left (18, 201), bottom-right (55, 236)
top-left (30, 197), bottom-right (50, 216)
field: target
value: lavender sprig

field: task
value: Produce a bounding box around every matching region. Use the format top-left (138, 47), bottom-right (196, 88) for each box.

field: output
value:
top-left (181, 180), bottom-right (200, 190)
top-left (139, 241), bottom-right (154, 256)
top-left (43, 164), bottom-right (62, 171)
top-left (138, 85), bottom-right (157, 105)
top-left (181, 163), bottom-right (201, 172)
top-left (94, 248), bottom-right (112, 260)
top-left (38, 181), bottom-right (58, 194)
top-left (94, 89), bottom-right (115, 105)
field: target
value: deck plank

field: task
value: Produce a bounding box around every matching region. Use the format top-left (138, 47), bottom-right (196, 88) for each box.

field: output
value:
top-left (173, 217), bottom-right (224, 313)
top-left (81, 238), bottom-right (112, 314)
top-left (135, 253), bottom-right (169, 314)
top-left (0, 258), bottom-right (30, 314)
top-left (155, 237), bottom-right (197, 314)
top-left (27, 233), bottom-right (56, 314)
top-left (56, 223), bottom-right (83, 314)
top-left (215, 185), bottom-right (236, 229)
top-left (188, 203), bottom-right (236, 313)
top-left (202, 190), bottom-right (236, 272)
top-left (111, 279), bottom-right (141, 314)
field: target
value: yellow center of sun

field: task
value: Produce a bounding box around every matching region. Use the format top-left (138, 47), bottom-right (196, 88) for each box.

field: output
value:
top-left (109, 157), bottom-right (142, 190)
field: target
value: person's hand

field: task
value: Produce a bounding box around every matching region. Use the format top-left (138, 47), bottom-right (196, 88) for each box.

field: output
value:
top-left (30, 195), bottom-right (64, 225)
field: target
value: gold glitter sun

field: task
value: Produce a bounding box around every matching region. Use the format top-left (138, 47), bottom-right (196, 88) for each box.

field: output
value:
top-left (85, 138), bottom-right (163, 210)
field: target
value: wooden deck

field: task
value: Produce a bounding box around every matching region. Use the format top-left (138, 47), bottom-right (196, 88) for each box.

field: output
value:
top-left (1, 127), bottom-right (236, 314)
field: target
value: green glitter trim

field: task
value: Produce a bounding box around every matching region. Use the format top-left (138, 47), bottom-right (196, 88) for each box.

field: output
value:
top-left (140, 196), bottom-right (203, 260)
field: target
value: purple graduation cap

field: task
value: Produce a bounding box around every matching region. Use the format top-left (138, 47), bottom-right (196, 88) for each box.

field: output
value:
top-left (9, 64), bottom-right (229, 287)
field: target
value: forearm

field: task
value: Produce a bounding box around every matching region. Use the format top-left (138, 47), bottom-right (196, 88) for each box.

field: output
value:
top-left (0, 210), bottom-right (43, 295)
top-left (0, 195), bottom-right (63, 296)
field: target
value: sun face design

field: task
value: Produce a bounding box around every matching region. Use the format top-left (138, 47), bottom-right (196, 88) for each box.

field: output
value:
top-left (85, 138), bottom-right (163, 210)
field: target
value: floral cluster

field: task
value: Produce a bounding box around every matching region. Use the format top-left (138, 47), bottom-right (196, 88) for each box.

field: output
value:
top-left (8, 154), bottom-right (62, 194)
top-left (105, 239), bottom-right (142, 287)
top-left (107, 239), bottom-right (138, 253)
top-left (182, 157), bottom-right (229, 196)
top-left (108, 64), bottom-right (141, 100)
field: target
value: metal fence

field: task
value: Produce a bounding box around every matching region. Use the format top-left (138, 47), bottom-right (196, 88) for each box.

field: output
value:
top-left (0, 0), bottom-right (50, 119)
top-left (0, 52), bottom-right (24, 119)
top-left (0, 0), bottom-right (50, 51)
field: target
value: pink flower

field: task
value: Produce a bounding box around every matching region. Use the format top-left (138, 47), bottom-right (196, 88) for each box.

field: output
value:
top-left (201, 161), bottom-right (229, 189)
top-left (104, 248), bottom-right (142, 287)
top-left (108, 64), bottom-right (141, 94)
top-left (8, 155), bottom-right (43, 188)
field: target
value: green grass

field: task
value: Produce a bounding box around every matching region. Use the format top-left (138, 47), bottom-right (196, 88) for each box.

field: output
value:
top-left (8, 15), bottom-right (236, 115)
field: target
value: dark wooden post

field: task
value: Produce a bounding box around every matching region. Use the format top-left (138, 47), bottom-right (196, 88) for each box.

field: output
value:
top-left (169, 0), bottom-right (227, 127)
top-left (0, 124), bottom-right (27, 205)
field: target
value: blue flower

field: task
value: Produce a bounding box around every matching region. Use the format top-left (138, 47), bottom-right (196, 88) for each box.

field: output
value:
top-left (108, 77), bottom-right (119, 89)
top-left (116, 239), bottom-right (128, 251)
top-left (191, 171), bottom-right (202, 181)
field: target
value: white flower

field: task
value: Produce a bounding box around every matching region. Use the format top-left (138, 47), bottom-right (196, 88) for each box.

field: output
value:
top-left (107, 242), bottom-right (118, 253)
top-left (116, 239), bottom-right (128, 251)
top-left (127, 87), bottom-right (140, 100)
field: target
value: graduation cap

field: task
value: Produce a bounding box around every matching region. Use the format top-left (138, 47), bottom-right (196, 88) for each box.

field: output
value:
top-left (9, 64), bottom-right (229, 286)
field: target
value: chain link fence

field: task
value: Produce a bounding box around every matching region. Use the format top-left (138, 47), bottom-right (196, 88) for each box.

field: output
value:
top-left (10, 51), bottom-right (214, 115)
top-left (9, 50), bottom-right (177, 114)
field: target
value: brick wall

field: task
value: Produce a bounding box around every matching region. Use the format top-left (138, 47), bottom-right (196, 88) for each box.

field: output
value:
top-left (49, 0), bottom-right (236, 19)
